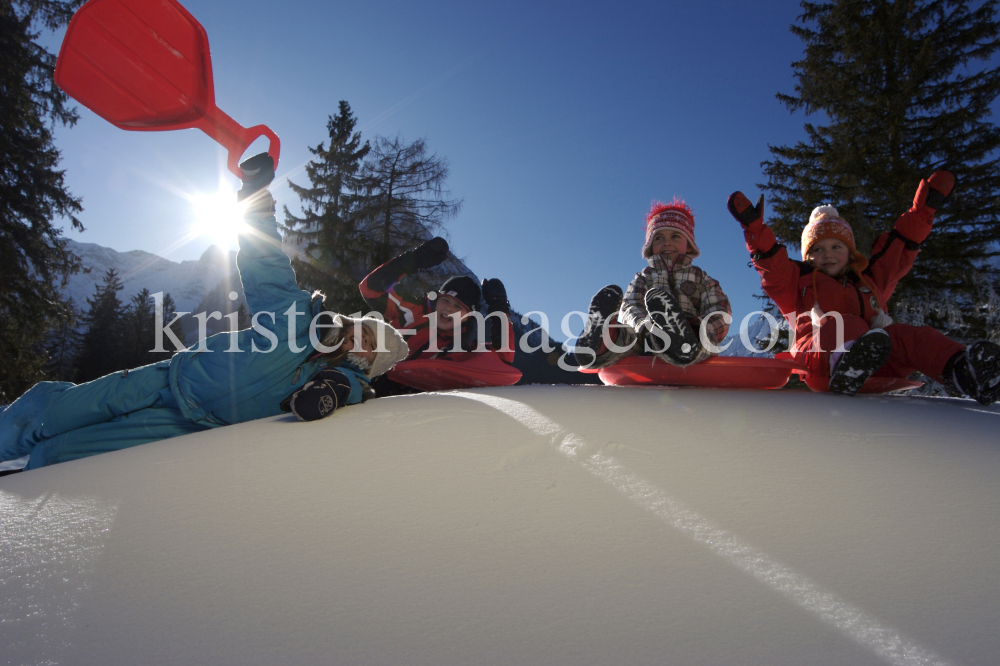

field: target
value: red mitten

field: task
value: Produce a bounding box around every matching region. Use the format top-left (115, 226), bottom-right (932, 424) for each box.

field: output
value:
top-left (913, 170), bottom-right (955, 211)
top-left (727, 192), bottom-right (764, 227)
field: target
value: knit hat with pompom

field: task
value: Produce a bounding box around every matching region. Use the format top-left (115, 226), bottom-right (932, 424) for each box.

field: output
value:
top-left (642, 199), bottom-right (699, 259)
top-left (800, 205), bottom-right (869, 273)
top-left (801, 206), bottom-right (893, 328)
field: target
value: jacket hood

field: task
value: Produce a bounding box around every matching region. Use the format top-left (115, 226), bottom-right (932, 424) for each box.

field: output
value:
top-left (334, 314), bottom-right (409, 377)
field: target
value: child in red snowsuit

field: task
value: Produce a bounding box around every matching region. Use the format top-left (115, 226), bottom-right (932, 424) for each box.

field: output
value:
top-left (727, 171), bottom-right (1000, 403)
top-left (359, 237), bottom-right (516, 365)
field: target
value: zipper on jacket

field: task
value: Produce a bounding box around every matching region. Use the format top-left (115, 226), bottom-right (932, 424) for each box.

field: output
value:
top-left (852, 282), bottom-right (866, 317)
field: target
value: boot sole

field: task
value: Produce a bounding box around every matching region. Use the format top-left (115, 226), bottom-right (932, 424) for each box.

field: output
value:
top-left (968, 342), bottom-right (1000, 405)
top-left (577, 287), bottom-right (623, 354)
top-left (828, 331), bottom-right (892, 396)
top-left (645, 289), bottom-right (700, 365)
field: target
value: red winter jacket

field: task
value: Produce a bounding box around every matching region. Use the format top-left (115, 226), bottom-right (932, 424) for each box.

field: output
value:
top-left (359, 261), bottom-right (516, 364)
top-left (743, 205), bottom-right (935, 355)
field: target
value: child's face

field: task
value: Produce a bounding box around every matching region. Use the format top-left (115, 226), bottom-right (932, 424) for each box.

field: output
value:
top-left (342, 325), bottom-right (377, 365)
top-left (807, 237), bottom-right (851, 277)
top-left (435, 294), bottom-right (470, 332)
top-left (651, 229), bottom-right (688, 261)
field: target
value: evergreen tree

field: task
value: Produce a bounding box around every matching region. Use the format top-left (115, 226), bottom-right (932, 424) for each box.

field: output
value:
top-left (159, 292), bottom-right (183, 352)
top-left (75, 268), bottom-right (126, 382)
top-left (762, 0), bottom-right (1000, 337)
top-left (122, 288), bottom-right (151, 368)
top-left (236, 302), bottom-right (251, 330)
top-left (0, 315), bottom-right (50, 402)
top-left (283, 101), bottom-right (371, 313)
top-left (0, 0), bottom-right (85, 401)
top-left (44, 296), bottom-right (81, 381)
top-left (359, 135), bottom-right (463, 268)
top-left (121, 289), bottom-right (180, 368)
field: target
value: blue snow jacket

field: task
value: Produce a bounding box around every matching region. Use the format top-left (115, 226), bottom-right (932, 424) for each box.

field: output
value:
top-left (167, 209), bottom-right (368, 427)
top-left (0, 209), bottom-right (369, 468)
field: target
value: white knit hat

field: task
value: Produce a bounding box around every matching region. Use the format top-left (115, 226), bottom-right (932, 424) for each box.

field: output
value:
top-left (327, 314), bottom-right (409, 377)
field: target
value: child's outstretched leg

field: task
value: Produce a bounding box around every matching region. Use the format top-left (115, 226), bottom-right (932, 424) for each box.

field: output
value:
top-left (0, 382), bottom-right (74, 462)
top-left (644, 287), bottom-right (701, 366)
top-left (828, 328), bottom-right (892, 396)
top-left (944, 341), bottom-right (1000, 405)
top-left (575, 285), bottom-right (625, 368)
top-left (0, 361), bottom-right (172, 463)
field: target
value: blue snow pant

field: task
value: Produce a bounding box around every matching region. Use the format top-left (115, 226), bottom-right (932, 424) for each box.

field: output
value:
top-left (0, 360), bottom-right (210, 470)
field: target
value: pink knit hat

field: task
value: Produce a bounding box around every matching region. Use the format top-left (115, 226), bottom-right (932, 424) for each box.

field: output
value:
top-left (642, 199), bottom-right (699, 259)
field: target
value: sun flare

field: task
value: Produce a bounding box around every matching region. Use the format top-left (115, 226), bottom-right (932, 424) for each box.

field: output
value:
top-left (190, 190), bottom-right (245, 248)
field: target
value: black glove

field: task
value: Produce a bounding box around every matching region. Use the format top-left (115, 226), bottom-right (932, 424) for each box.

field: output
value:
top-left (237, 153), bottom-right (274, 200)
top-left (283, 369), bottom-right (353, 422)
top-left (365, 237), bottom-right (451, 293)
top-left (481, 278), bottom-right (509, 314)
top-left (237, 153), bottom-right (275, 212)
top-left (482, 278), bottom-right (510, 351)
top-left (727, 192), bottom-right (764, 227)
top-left (412, 237), bottom-right (450, 270)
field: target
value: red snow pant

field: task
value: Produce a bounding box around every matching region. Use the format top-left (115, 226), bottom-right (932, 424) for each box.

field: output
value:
top-left (793, 315), bottom-right (964, 382)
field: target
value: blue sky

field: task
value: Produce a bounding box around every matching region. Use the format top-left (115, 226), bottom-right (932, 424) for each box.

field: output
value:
top-left (48, 0), bottom-right (867, 338)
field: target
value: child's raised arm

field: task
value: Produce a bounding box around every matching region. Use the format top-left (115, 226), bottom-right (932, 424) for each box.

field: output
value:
top-left (234, 153), bottom-right (314, 342)
top-left (864, 171), bottom-right (954, 300)
top-left (726, 192), bottom-right (802, 316)
top-left (359, 237), bottom-right (450, 325)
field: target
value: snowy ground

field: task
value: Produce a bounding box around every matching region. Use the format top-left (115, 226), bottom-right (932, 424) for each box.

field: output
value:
top-left (2, 385), bottom-right (998, 666)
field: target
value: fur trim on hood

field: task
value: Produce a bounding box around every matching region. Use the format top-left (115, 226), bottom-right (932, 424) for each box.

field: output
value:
top-left (323, 314), bottom-right (409, 378)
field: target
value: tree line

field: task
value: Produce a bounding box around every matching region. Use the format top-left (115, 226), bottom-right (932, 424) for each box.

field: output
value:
top-left (44, 268), bottom-right (184, 384)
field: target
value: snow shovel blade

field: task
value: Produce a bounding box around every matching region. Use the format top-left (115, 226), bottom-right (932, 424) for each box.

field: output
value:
top-left (54, 0), bottom-right (279, 177)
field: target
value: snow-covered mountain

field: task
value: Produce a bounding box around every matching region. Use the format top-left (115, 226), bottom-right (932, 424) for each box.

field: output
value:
top-left (719, 311), bottom-right (779, 357)
top-left (62, 237), bottom-right (482, 319)
top-left (61, 240), bottom-right (236, 314)
top-left (54, 239), bottom-right (591, 383)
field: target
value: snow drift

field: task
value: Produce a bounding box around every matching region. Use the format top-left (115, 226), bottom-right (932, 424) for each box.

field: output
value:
top-left (2, 386), bottom-right (998, 666)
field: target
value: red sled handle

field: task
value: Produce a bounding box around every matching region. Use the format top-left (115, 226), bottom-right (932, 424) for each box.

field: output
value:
top-left (194, 106), bottom-right (281, 178)
top-left (53, 0), bottom-right (282, 179)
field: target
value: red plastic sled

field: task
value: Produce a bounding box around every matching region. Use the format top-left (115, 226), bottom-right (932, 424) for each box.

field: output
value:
top-left (388, 354), bottom-right (523, 392)
top-left (581, 356), bottom-right (800, 390)
top-left (796, 371), bottom-right (924, 394)
top-left (774, 353), bottom-right (924, 394)
top-left (54, 0), bottom-right (280, 177)
top-left (582, 355), bottom-right (923, 393)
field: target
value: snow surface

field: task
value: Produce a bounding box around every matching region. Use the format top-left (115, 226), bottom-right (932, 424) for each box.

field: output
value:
top-left (2, 386), bottom-right (998, 666)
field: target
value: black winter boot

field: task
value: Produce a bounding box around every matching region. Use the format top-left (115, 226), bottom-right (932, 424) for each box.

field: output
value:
top-left (828, 329), bottom-right (892, 396)
top-left (644, 287), bottom-right (700, 366)
top-left (944, 341), bottom-right (1000, 405)
top-left (576, 285), bottom-right (624, 360)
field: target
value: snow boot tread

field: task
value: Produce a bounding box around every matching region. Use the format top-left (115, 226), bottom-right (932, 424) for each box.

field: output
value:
top-left (576, 285), bottom-right (624, 358)
top-left (828, 329), bottom-right (892, 396)
top-left (965, 340), bottom-right (1000, 405)
top-left (644, 287), bottom-right (700, 366)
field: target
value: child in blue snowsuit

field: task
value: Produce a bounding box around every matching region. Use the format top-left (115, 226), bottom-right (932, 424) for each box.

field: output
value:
top-left (0, 155), bottom-right (408, 470)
